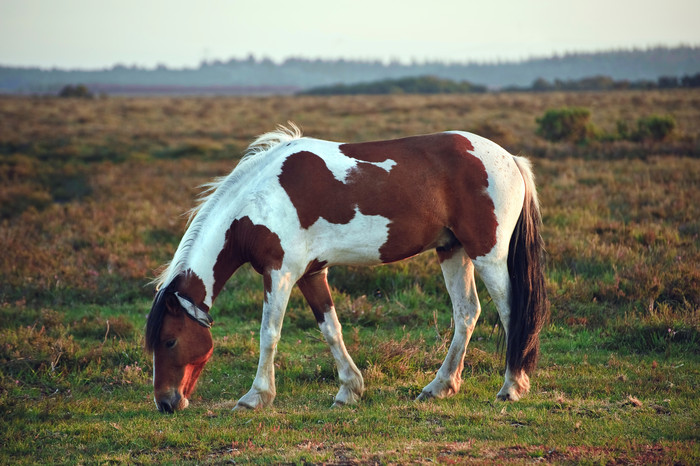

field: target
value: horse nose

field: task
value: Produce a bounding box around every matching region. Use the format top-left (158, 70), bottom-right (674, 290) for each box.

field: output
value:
top-left (157, 400), bottom-right (174, 413)
top-left (156, 393), bottom-right (181, 414)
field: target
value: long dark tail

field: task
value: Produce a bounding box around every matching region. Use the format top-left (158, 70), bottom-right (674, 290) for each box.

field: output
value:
top-left (506, 157), bottom-right (550, 375)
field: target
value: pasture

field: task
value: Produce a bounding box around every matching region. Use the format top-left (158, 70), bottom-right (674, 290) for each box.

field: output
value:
top-left (1, 91), bottom-right (698, 464)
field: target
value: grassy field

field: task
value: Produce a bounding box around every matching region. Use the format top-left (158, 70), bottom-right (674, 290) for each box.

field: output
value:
top-left (1, 91), bottom-right (698, 464)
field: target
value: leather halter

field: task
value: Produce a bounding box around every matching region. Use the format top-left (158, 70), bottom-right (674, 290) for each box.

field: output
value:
top-left (174, 292), bottom-right (213, 328)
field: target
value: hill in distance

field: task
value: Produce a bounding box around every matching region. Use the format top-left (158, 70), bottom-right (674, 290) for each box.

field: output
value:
top-left (1, 46), bottom-right (698, 95)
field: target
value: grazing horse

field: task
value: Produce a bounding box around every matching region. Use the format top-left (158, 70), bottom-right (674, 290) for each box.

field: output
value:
top-left (145, 125), bottom-right (549, 413)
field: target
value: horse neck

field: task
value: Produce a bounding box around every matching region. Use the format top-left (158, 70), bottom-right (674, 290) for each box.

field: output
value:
top-left (168, 206), bottom-right (247, 309)
top-left (167, 151), bottom-right (276, 308)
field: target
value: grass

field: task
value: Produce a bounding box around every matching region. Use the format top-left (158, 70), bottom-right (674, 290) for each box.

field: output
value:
top-left (1, 90), bottom-right (699, 463)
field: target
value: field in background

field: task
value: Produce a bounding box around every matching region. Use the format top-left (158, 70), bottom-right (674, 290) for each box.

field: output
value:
top-left (0, 91), bottom-right (698, 463)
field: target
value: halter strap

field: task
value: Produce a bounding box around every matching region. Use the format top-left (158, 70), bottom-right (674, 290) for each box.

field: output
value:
top-left (174, 292), bottom-right (213, 328)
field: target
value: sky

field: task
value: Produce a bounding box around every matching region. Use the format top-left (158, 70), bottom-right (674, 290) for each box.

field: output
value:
top-left (1, 0), bottom-right (699, 69)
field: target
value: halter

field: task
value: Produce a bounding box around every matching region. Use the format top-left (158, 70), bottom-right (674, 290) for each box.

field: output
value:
top-left (174, 292), bottom-right (214, 328)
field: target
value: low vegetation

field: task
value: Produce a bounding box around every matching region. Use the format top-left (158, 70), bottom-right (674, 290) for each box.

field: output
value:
top-left (0, 90), bottom-right (698, 463)
top-left (536, 107), bottom-right (677, 143)
top-left (301, 75), bottom-right (487, 95)
top-left (303, 72), bottom-right (700, 96)
top-left (58, 84), bottom-right (94, 99)
top-left (536, 107), bottom-right (596, 143)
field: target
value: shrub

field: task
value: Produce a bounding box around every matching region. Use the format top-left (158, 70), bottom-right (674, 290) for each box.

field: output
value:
top-left (634, 114), bottom-right (676, 141)
top-left (536, 107), bottom-right (597, 143)
top-left (58, 84), bottom-right (93, 99)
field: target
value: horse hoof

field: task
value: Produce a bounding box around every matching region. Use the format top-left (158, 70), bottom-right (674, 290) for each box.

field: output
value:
top-left (415, 391), bottom-right (433, 402)
top-left (331, 400), bottom-right (346, 408)
top-left (232, 401), bottom-right (255, 411)
top-left (496, 391), bottom-right (520, 402)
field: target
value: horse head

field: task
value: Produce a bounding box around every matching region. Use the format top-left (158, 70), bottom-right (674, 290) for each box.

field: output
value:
top-left (146, 283), bottom-right (213, 413)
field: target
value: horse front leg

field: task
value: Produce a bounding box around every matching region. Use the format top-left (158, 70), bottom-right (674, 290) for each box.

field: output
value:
top-left (297, 268), bottom-right (364, 407)
top-left (418, 249), bottom-right (480, 401)
top-left (234, 269), bottom-right (294, 410)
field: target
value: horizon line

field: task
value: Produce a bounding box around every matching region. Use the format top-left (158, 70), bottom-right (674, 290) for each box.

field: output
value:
top-left (1, 43), bottom-right (698, 73)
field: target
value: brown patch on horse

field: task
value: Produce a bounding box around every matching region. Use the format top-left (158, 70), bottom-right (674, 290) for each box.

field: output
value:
top-left (278, 133), bottom-right (498, 262)
top-left (297, 269), bottom-right (333, 324)
top-left (179, 270), bottom-right (208, 311)
top-left (213, 216), bottom-right (285, 298)
top-left (304, 259), bottom-right (329, 275)
top-left (277, 150), bottom-right (362, 228)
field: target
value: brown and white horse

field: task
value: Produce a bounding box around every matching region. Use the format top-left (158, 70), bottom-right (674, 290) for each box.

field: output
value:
top-left (145, 125), bottom-right (549, 413)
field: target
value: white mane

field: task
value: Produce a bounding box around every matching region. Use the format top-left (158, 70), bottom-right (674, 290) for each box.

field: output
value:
top-left (153, 123), bottom-right (303, 289)
top-left (242, 122), bottom-right (303, 163)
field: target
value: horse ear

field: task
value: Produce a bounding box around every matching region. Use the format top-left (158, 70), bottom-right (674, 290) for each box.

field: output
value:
top-left (164, 293), bottom-right (182, 316)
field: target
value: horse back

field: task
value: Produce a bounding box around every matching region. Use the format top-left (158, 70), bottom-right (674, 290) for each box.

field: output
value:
top-left (273, 132), bottom-right (522, 266)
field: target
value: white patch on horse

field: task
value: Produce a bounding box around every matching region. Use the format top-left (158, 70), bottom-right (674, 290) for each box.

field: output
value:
top-left (300, 140), bottom-right (396, 183)
top-left (368, 158), bottom-right (397, 172)
top-left (187, 218), bottom-right (229, 308)
top-left (304, 208), bottom-right (390, 266)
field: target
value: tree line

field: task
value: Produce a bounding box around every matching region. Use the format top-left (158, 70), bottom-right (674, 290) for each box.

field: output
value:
top-left (3, 46), bottom-right (699, 94)
top-left (300, 72), bottom-right (700, 95)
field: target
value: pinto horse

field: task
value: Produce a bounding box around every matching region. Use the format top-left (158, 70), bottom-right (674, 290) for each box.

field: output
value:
top-left (145, 125), bottom-right (548, 413)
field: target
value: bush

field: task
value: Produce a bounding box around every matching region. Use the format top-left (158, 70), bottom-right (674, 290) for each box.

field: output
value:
top-left (536, 107), bottom-right (597, 143)
top-left (58, 84), bottom-right (93, 99)
top-left (634, 114), bottom-right (676, 141)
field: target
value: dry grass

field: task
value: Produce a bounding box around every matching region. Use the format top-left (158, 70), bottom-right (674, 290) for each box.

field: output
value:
top-left (0, 91), bottom-right (699, 464)
top-left (2, 91), bottom-right (698, 308)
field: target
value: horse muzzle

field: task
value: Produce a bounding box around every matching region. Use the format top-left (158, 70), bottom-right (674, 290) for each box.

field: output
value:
top-left (155, 390), bottom-right (189, 413)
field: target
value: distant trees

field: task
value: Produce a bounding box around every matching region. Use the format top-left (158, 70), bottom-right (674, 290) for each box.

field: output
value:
top-left (681, 73), bottom-right (700, 87)
top-left (301, 72), bottom-right (700, 96)
top-left (525, 73), bottom-right (700, 92)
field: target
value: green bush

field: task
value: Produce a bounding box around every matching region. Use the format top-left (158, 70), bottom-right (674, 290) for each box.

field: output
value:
top-left (58, 84), bottom-right (93, 99)
top-left (634, 114), bottom-right (676, 141)
top-left (536, 107), bottom-right (596, 143)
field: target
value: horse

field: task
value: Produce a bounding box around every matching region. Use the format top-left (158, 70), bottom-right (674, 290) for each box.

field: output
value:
top-left (145, 124), bottom-right (549, 413)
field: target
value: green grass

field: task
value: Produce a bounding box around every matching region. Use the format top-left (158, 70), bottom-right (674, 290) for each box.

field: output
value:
top-left (1, 92), bottom-right (699, 463)
top-left (1, 266), bottom-right (698, 464)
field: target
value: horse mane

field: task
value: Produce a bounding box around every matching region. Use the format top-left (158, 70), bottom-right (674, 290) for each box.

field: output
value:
top-left (151, 123), bottom-right (303, 291)
top-left (145, 281), bottom-right (177, 352)
top-left (242, 122), bottom-right (303, 163)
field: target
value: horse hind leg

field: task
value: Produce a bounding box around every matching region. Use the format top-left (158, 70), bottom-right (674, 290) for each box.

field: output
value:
top-left (297, 268), bottom-right (364, 406)
top-left (472, 257), bottom-right (530, 401)
top-left (417, 247), bottom-right (480, 401)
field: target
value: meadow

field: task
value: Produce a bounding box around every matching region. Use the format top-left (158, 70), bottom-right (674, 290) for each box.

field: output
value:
top-left (0, 90), bottom-right (698, 464)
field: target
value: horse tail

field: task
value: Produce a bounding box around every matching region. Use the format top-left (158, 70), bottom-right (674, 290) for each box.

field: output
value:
top-left (506, 156), bottom-right (550, 375)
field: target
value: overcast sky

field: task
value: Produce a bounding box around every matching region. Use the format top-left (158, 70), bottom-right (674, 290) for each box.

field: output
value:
top-left (1, 0), bottom-right (698, 69)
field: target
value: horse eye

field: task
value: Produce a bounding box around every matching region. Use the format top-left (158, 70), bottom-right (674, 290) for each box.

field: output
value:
top-left (164, 339), bottom-right (177, 349)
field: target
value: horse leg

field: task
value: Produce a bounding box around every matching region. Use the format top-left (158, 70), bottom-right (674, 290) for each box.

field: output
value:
top-left (297, 268), bottom-right (364, 406)
top-left (234, 268), bottom-right (294, 410)
top-left (473, 258), bottom-right (530, 401)
top-left (417, 248), bottom-right (480, 401)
